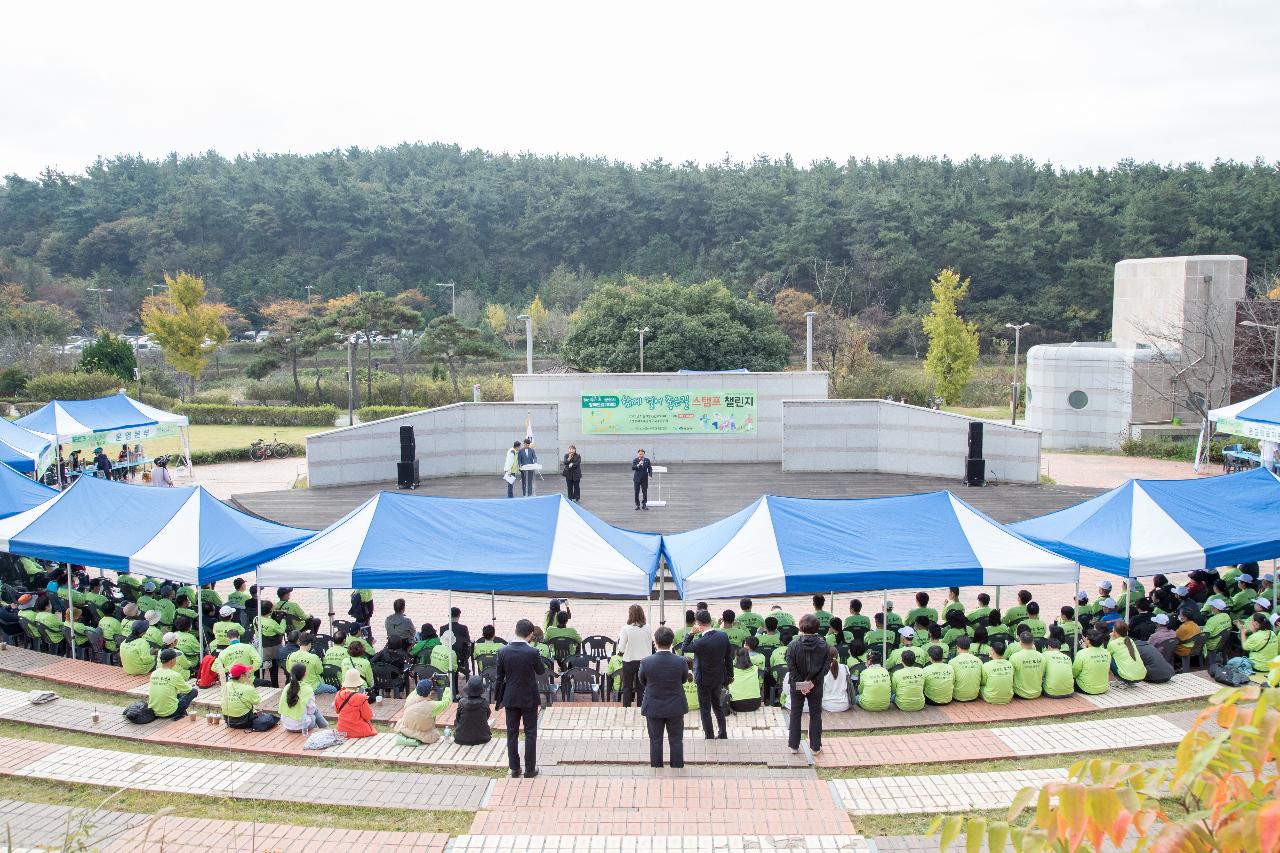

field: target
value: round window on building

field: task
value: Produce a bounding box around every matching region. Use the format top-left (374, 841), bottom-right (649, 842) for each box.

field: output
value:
top-left (1068, 390), bottom-right (1088, 410)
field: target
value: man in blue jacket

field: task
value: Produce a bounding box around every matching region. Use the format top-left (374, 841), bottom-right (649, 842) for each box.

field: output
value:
top-left (638, 626), bottom-right (689, 768)
top-left (517, 439), bottom-right (538, 496)
top-left (494, 618), bottom-right (546, 778)
top-left (632, 448), bottom-right (653, 510)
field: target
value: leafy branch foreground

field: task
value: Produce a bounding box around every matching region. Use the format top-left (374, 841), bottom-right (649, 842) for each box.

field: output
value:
top-left (932, 666), bottom-right (1280, 852)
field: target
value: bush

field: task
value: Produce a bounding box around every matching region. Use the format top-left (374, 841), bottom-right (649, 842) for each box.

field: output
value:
top-left (1119, 434), bottom-right (1256, 463)
top-left (357, 405), bottom-right (421, 421)
top-left (137, 391), bottom-right (180, 411)
top-left (243, 373), bottom-right (515, 409)
top-left (78, 331), bottom-right (137, 380)
top-left (24, 371), bottom-right (126, 401)
top-left (189, 443), bottom-right (307, 465)
top-left (0, 367), bottom-right (29, 397)
top-left (174, 403), bottom-right (339, 426)
top-left (189, 390), bottom-right (234, 405)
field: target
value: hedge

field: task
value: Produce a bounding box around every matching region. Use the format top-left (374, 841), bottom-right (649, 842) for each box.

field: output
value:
top-left (174, 403), bottom-right (339, 427)
top-left (24, 371), bottom-right (126, 402)
top-left (244, 373), bottom-right (514, 409)
top-left (189, 444), bottom-right (306, 465)
top-left (356, 405), bottom-right (421, 422)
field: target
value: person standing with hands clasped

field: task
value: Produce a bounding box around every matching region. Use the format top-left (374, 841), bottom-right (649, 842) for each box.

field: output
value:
top-left (638, 626), bottom-right (688, 768)
top-left (682, 609), bottom-right (731, 739)
top-left (785, 613), bottom-right (830, 754)
top-left (632, 448), bottom-right (653, 511)
top-left (518, 438), bottom-right (538, 497)
top-left (494, 618), bottom-right (546, 778)
top-left (617, 604), bottom-right (652, 708)
top-left (561, 445), bottom-right (582, 502)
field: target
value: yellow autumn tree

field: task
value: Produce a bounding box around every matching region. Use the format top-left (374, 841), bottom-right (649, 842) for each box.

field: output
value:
top-left (485, 303), bottom-right (509, 335)
top-left (141, 272), bottom-right (230, 393)
top-left (526, 295), bottom-right (549, 328)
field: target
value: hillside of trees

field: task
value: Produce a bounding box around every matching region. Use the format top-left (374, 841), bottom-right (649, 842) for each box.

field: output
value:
top-left (2, 145), bottom-right (1279, 352)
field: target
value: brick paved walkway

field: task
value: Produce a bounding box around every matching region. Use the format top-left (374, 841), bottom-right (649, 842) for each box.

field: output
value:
top-left (832, 769), bottom-right (1068, 815)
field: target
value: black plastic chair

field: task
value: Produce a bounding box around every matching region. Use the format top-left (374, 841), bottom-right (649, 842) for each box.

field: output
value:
top-left (581, 635), bottom-right (616, 662)
top-left (85, 627), bottom-right (112, 665)
top-left (559, 666), bottom-right (603, 701)
top-left (474, 653), bottom-right (498, 673)
top-left (778, 625), bottom-right (799, 645)
top-left (372, 661), bottom-right (408, 698)
top-left (767, 663), bottom-right (789, 706)
top-left (563, 653), bottom-right (594, 672)
top-left (321, 664), bottom-right (344, 689)
top-left (1180, 633), bottom-right (1207, 673)
top-left (548, 637), bottom-right (581, 661)
top-left (536, 670), bottom-right (557, 707)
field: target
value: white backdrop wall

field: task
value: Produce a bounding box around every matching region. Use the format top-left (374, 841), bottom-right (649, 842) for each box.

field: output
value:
top-left (782, 400), bottom-right (1042, 484)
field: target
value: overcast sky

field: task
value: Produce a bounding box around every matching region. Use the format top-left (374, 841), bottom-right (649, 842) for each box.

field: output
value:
top-left (3, 0), bottom-right (1277, 179)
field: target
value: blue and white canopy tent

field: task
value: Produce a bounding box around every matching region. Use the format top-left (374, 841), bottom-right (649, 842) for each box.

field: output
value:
top-left (0, 462), bottom-right (56, 519)
top-left (662, 492), bottom-right (1079, 600)
top-left (1194, 387), bottom-right (1280, 471)
top-left (16, 392), bottom-right (192, 476)
top-left (0, 417), bottom-right (53, 476)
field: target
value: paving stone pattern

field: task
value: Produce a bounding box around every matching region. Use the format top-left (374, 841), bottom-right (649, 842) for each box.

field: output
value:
top-left (831, 769), bottom-right (1068, 815)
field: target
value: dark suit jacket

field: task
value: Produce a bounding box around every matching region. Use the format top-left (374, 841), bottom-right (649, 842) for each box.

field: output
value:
top-left (494, 640), bottom-right (545, 709)
top-left (632, 457), bottom-right (653, 483)
top-left (682, 628), bottom-right (732, 688)
top-left (447, 620), bottom-right (471, 653)
top-left (562, 452), bottom-right (582, 481)
top-left (638, 651), bottom-right (689, 718)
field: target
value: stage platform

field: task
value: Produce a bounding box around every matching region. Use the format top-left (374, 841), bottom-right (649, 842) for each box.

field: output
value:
top-left (231, 463), bottom-right (1100, 532)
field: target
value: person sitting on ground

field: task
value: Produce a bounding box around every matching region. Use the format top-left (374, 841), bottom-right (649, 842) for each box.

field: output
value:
top-left (921, 645), bottom-right (954, 705)
top-left (845, 638), bottom-right (868, 671)
top-left (120, 619), bottom-right (155, 676)
top-left (742, 634), bottom-right (766, 668)
top-left (737, 597), bottom-right (764, 634)
top-left (727, 647), bottom-right (763, 713)
top-left (855, 650), bottom-right (891, 711)
top-left (1132, 633), bottom-right (1174, 683)
top-left (821, 647), bottom-right (851, 713)
top-left (980, 640), bottom-right (1014, 705)
top-left (1057, 605), bottom-right (1082, 647)
top-left (1020, 602), bottom-right (1047, 639)
top-left (1002, 590), bottom-right (1032, 627)
top-left (213, 627), bottom-right (262, 684)
top-left (334, 669), bottom-right (375, 738)
top-left (967, 592), bottom-right (992, 625)
top-left (949, 636), bottom-right (982, 702)
top-left (906, 591), bottom-right (938, 628)
top-left (286, 631), bottom-right (335, 696)
top-left (394, 678), bottom-right (442, 745)
top-left (222, 663), bottom-right (278, 731)
top-left (384, 598), bottom-right (415, 644)
top-left (1009, 631), bottom-right (1045, 700)
top-left (1072, 631), bottom-right (1112, 695)
top-left (720, 609), bottom-right (748, 646)
top-left (1241, 612), bottom-right (1279, 673)
top-left (212, 606), bottom-right (240, 650)
top-left (891, 649), bottom-right (926, 711)
top-left (280, 661), bottom-right (327, 733)
top-left (453, 674), bottom-right (493, 745)
top-left (941, 609), bottom-right (969, 649)
top-left (970, 625), bottom-right (992, 658)
top-left (810, 594), bottom-right (833, 632)
top-left (756, 616), bottom-right (782, 653)
top-left (769, 604), bottom-right (795, 629)
top-left (1041, 637), bottom-right (1075, 697)
top-left (410, 623), bottom-right (440, 664)
top-left (347, 639), bottom-right (375, 700)
top-left (921, 623), bottom-right (946, 660)
top-left (1096, 598), bottom-right (1121, 628)
top-left (147, 648), bottom-right (197, 720)
top-left (1107, 622), bottom-right (1147, 687)
top-left (845, 599), bottom-right (870, 634)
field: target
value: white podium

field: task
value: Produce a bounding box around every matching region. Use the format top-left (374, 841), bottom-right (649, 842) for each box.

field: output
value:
top-left (648, 465), bottom-right (668, 507)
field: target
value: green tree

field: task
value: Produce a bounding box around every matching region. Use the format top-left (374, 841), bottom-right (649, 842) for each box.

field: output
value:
top-left (78, 329), bottom-right (137, 381)
top-left (324, 291), bottom-right (422, 404)
top-left (247, 299), bottom-right (328, 404)
top-left (772, 288), bottom-right (819, 353)
top-left (140, 272), bottom-right (230, 394)
top-left (922, 268), bottom-right (979, 404)
top-left (561, 277), bottom-right (790, 372)
top-left (0, 284), bottom-right (78, 373)
top-left (420, 315), bottom-right (500, 401)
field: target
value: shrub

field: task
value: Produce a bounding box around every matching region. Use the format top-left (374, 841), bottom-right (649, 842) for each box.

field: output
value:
top-left (189, 390), bottom-right (234, 405)
top-left (0, 367), bottom-right (29, 397)
top-left (137, 391), bottom-right (179, 411)
top-left (189, 443), bottom-right (307, 465)
top-left (24, 371), bottom-right (126, 401)
top-left (1119, 434), bottom-right (1256, 463)
top-left (357, 405), bottom-right (421, 421)
top-left (174, 403), bottom-right (339, 426)
top-left (78, 331), bottom-right (137, 380)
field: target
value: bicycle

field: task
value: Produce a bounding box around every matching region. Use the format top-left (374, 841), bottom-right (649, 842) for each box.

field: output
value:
top-left (248, 432), bottom-right (292, 462)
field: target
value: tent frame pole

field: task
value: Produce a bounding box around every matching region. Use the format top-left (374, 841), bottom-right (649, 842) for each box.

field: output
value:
top-left (65, 571), bottom-right (75, 660)
top-left (659, 559), bottom-right (666, 626)
top-left (254, 572), bottom-right (263, 660)
top-left (881, 589), bottom-right (888, 664)
top-left (198, 597), bottom-right (207, 658)
top-left (448, 589), bottom-right (455, 701)
top-left (327, 589), bottom-right (335, 636)
top-left (1072, 579), bottom-right (1080, 654)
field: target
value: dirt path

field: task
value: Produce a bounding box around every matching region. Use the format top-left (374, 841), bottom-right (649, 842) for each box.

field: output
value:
top-left (1042, 452), bottom-right (1215, 489)
top-left (182, 457), bottom-right (305, 499)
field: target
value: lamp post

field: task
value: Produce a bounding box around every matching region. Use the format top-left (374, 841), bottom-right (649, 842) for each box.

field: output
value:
top-left (86, 286), bottom-right (112, 330)
top-left (517, 314), bottom-right (533, 374)
top-left (304, 284), bottom-right (315, 304)
top-left (634, 327), bottom-right (650, 372)
top-left (435, 282), bottom-right (456, 315)
top-left (1240, 320), bottom-right (1280, 389)
top-left (1005, 322), bottom-right (1030, 425)
top-left (804, 311), bottom-right (817, 372)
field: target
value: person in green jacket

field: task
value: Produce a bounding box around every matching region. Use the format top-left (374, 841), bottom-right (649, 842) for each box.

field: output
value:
top-left (769, 605), bottom-right (795, 629)
top-left (891, 650), bottom-right (927, 711)
top-left (727, 648), bottom-right (763, 712)
top-left (32, 598), bottom-right (64, 647)
top-left (984, 610), bottom-right (1011, 643)
top-left (905, 592), bottom-right (938, 629)
top-left (147, 649), bottom-right (197, 720)
top-left (347, 639), bottom-right (375, 693)
top-left (159, 632), bottom-right (193, 680)
top-left (1202, 598), bottom-right (1233, 657)
top-left (810, 594), bottom-right (833, 632)
top-left (1001, 590), bottom-right (1032, 628)
top-left (1020, 603), bottom-right (1047, 639)
top-left (845, 599), bottom-right (871, 634)
top-left (135, 582), bottom-right (160, 619)
top-left (213, 628), bottom-right (261, 682)
top-left (119, 620), bottom-right (155, 676)
top-left (275, 588), bottom-right (312, 632)
top-left (1057, 605), bottom-right (1082, 649)
top-left (97, 601), bottom-right (123, 652)
top-left (1042, 638), bottom-right (1075, 698)
top-left (226, 578), bottom-right (249, 607)
top-left (1116, 578), bottom-right (1145, 613)
top-left (473, 625), bottom-right (505, 660)
top-left (941, 609), bottom-right (969, 650)
top-left (1230, 575), bottom-right (1259, 620)
top-left (921, 645), bottom-right (954, 705)
top-left (886, 627), bottom-right (918, 670)
top-left (856, 651), bottom-right (891, 711)
top-left (743, 635), bottom-right (767, 669)
top-left (865, 613), bottom-right (892, 653)
top-left (153, 586), bottom-right (177, 629)
top-left (1108, 622), bottom-right (1147, 685)
top-left (967, 593), bottom-right (992, 626)
top-left (173, 593), bottom-right (198, 626)
top-left (720, 609), bottom-right (749, 646)
top-left (980, 640), bottom-right (1014, 705)
top-left (1009, 632), bottom-right (1045, 699)
top-left (1241, 613), bottom-right (1279, 672)
top-left (212, 606), bottom-right (240, 650)
top-left (949, 636), bottom-right (983, 701)
top-left (755, 617), bottom-right (783, 654)
top-left (1073, 632), bottom-right (1112, 695)
top-left (883, 601), bottom-right (903, 632)
top-left (672, 610), bottom-right (696, 649)
top-left (736, 598), bottom-right (764, 634)
top-left (940, 588), bottom-right (964, 619)
top-left (221, 663), bottom-right (277, 731)
top-left (324, 633), bottom-right (355, 680)
top-left (286, 631), bottom-right (334, 694)
top-left (199, 583), bottom-right (223, 610)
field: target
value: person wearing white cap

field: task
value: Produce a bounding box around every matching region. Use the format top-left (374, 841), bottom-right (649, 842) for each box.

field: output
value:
top-left (1097, 598), bottom-right (1120, 628)
top-left (1240, 613), bottom-right (1279, 673)
top-left (212, 605), bottom-right (241, 650)
top-left (1231, 575), bottom-right (1258, 618)
top-left (1203, 599), bottom-right (1233, 663)
top-left (886, 627), bottom-right (916, 670)
top-left (160, 631), bottom-right (194, 680)
top-left (140, 612), bottom-right (164, 646)
top-left (1147, 613), bottom-right (1176, 651)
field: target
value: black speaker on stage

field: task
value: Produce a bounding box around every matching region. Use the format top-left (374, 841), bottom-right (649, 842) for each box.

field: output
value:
top-left (965, 458), bottom-right (986, 487)
top-left (399, 425), bottom-right (415, 463)
top-left (397, 460), bottom-right (419, 489)
top-left (967, 421), bottom-right (984, 459)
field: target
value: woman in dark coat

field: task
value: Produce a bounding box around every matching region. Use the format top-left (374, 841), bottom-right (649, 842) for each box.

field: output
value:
top-left (561, 444), bottom-right (582, 502)
top-left (453, 675), bottom-right (492, 745)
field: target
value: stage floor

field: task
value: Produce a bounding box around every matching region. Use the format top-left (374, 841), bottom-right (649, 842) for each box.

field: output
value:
top-left (231, 463), bottom-right (1100, 532)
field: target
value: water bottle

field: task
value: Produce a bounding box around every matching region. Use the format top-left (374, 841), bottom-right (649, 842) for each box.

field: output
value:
top-left (443, 726), bottom-right (452, 742)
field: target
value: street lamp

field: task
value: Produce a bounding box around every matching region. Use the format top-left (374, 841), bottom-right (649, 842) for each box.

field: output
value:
top-left (517, 314), bottom-right (533, 374)
top-left (1005, 322), bottom-right (1031, 425)
top-left (434, 282), bottom-right (456, 315)
top-left (1240, 320), bottom-right (1280, 388)
top-left (86, 286), bottom-right (112, 330)
top-left (335, 332), bottom-right (357, 425)
top-left (304, 285), bottom-right (315, 304)
top-left (634, 327), bottom-right (650, 372)
top-left (804, 311), bottom-right (817, 372)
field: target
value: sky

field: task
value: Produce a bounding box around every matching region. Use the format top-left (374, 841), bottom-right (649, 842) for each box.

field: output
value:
top-left (3, 0), bottom-right (1278, 179)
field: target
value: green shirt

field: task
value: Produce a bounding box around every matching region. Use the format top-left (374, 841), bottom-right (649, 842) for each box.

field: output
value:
top-left (324, 646), bottom-right (354, 675)
top-left (723, 625), bottom-right (749, 646)
top-left (905, 607), bottom-right (938, 627)
top-left (921, 662), bottom-right (954, 705)
top-left (474, 640), bottom-right (504, 658)
top-left (1072, 646), bottom-right (1111, 694)
top-left (543, 626), bottom-right (582, 645)
top-left (227, 590), bottom-right (250, 606)
top-left (98, 616), bottom-right (123, 650)
top-left (136, 595), bottom-right (160, 616)
top-left (1042, 650), bottom-right (1074, 697)
top-left (865, 629), bottom-right (891, 650)
top-left (856, 666), bottom-right (891, 711)
top-left (175, 632), bottom-right (200, 664)
top-left (769, 610), bottom-right (795, 628)
top-left (980, 658), bottom-right (1014, 704)
top-left (884, 611), bottom-right (903, 630)
top-left (966, 606), bottom-right (991, 624)
top-left (212, 621), bottom-right (240, 649)
top-left (120, 637), bottom-right (155, 675)
top-left (891, 666), bottom-right (926, 711)
top-left (736, 612), bottom-right (764, 632)
top-left (727, 665), bottom-right (761, 701)
top-left (1230, 589), bottom-right (1255, 614)
top-left (1203, 612), bottom-right (1233, 650)
top-left (350, 655), bottom-right (373, 688)
top-left (1001, 605), bottom-right (1028, 627)
top-left (357, 589), bottom-right (373, 602)
top-left (941, 601), bottom-right (965, 618)
top-left (200, 588), bottom-right (223, 608)
top-left (279, 682), bottom-right (316, 721)
top-left (811, 610), bottom-right (833, 631)
top-left (277, 600), bottom-right (309, 626)
top-left (20, 556), bottom-right (43, 577)
top-left (1009, 647), bottom-right (1045, 699)
top-left (147, 666), bottom-right (189, 717)
top-left (213, 642), bottom-right (261, 678)
top-left (1020, 619), bottom-right (1047, 639)
top-left (1244, 628), bottom-right (1278, 671)
top-left (154, 599), bottom-right (176, 626)
top-left (429, 643), bottom-right (457, 672)
top-left (221, 680), bottom-right (261, 718)
top-left (286, 650), bottom-right (324, 688)
top-left (1108, 638), bottom-right (1147, 682)
top-left (844, 614), bottom-right (870, 632)
top-left (755, 631), bottom-right (782, 650)
top-left (255, 614), bottom-right (286, 638)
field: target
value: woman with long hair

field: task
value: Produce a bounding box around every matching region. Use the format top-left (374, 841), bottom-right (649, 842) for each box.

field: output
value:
top-left (279, 662), bottom-right (327, 733)
top-left (727, 646), bottom-right (763, 713)
top-left (617, 603), bottom-right (652, 708)
top-left (1107, 621), bottom-right (1147, 686)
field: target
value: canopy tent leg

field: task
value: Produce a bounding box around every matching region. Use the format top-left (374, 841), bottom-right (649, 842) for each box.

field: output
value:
top-left (881, 589), bottom-right (888, 665)
top-left (1072, 579), bottom-right (1080, 654)
top-left (198, 603), bottom-right (207, 659)
top-left (179, 425), bottom-right (193, 478)
top-left (994, 587), bottom-right (1001, 612)
top-left (1273, 559), bottom-right (1277, 612)
top-left (66, 579), bottom-right (75, 660)
top-left (448, 589), bottom-right (456, 703)
top-left (1124, 585), bottom-right (1131, 624)
top-left (327, 589), bottom-right (334, 636)
top-left (1192, 421), bottom-right (1207, 473)
top-left (659, 561), bottom-right (666, 626)
top-left (254, 572), bottom-right (263, 662)
top-left (491, 591), bottom-right (496, 625)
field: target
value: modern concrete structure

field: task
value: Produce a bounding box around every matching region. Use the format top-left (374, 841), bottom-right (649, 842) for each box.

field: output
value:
top-left (1025, 255), bottom-right (1247, 450)
top-left (782, 399), bottom-right (1041, 484)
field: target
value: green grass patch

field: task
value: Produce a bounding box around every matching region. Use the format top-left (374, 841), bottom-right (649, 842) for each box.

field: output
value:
top-left (142, 424), bottom-right (317, 458)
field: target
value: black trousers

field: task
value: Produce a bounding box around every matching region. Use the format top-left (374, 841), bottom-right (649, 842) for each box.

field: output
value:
top-left (646, 714), bottom-right (684, 767)
top-left (504, 705), bottom-right (538, 774)
top-left (566, 478), bottom-right (580, 501)
top-left (788, 686), bottom-right (823, 750)
top-left (696, 684), bottom-right (725, 738)
top-left (634, 480), bottom-right (648, 507)
top-left (620, 660), bottom-right (643, 707)
top-left (521, 470), bottom-right (535, 496)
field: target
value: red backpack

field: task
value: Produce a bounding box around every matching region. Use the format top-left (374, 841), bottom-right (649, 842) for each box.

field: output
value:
top-left (196, 654), bottom-right (219, 689)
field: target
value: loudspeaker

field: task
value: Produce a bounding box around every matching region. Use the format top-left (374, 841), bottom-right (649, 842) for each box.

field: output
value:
top-left (965, 458), bottom-right (986, 487)
top-left (399, 425), bottom-right (415, 463)
top-left (397, 460), bottom-right (419, 489)
top-left (967, 421), bottom-right (984, 460)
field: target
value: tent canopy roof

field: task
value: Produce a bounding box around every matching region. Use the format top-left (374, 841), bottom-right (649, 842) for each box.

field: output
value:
top-left (16, 392), bottom-right (188, 441)
top-left (0, 476), bottom-right (310, 584)
top-left (0, 418), bottom-right (51, 473)
top-left (0, 462), bottom-right (56, 519)
top-left (1011, 467), bottom-right (1280, 578)
top-left (1209, 387), bottom-right (1280, 427)
top-left (259, 492), bottom-right (662, 596)
top-left (663, 492), bottom-right (1078, 599)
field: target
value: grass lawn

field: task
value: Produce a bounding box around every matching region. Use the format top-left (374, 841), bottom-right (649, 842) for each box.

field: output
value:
top-left (944, 404), bottom-right (1015, 420)
top-left (141, 424), bottom-right (320, 458)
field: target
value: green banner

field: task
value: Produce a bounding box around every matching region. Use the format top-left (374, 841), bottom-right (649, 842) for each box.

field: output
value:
top-left (66, 422), bottom-right (181, 451)
top-left (581, 389), bottom-right (757, 435)
top-left (1217, 417), bottom-right (1280, 443)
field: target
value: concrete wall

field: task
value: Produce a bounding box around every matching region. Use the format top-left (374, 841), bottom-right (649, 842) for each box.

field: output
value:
top-left (782, 400), bottom-right (1042, 484)
top-left (1024, 344), bottom-right (1161, 450)
top-left (306, 403), bottom-right (559, 488)
top-left (512, 372), bottom-right (828, 464)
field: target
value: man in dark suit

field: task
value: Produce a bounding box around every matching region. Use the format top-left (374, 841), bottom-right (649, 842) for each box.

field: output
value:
top-left (517, 438), bottom-right (538, 496)
top-left (638, 626), bottom-right (689, 768)
top-left (681, 609), bottom-right (731, 739)
top-left (631, 448), bottom-right (653, 511)
top-left (494, 618), bottom-right (546, 778)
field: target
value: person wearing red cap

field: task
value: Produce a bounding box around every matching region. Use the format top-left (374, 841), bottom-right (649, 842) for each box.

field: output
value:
top-left (221, 662), bottom-right (278, 731)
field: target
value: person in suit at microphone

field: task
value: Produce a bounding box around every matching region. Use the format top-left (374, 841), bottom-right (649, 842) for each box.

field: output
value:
top-left (517, 438), bottom-right (538, 496)
top-left (632, 448), bottom-right (653, 511)
top-left (494, 618), bottom-right (546, 778)
top-left (638, 626), bottom-right (688, 768)
top-left (561, 445), bottom-right (582, 502)
top-left (682, 609), bottom-right (732, 739)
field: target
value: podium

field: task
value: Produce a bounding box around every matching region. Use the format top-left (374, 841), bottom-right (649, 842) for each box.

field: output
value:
top-left (648, 465), bottom-right (668, 507)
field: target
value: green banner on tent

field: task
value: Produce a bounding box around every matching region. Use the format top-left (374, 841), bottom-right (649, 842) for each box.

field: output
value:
top-left (581, 389), bottom-right (757, 435)
top-left (66, 422), bottom-right (181, 451)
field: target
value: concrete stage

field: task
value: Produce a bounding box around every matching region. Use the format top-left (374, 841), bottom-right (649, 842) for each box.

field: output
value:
top-left (231, 463), bottom-right (1100, 532)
